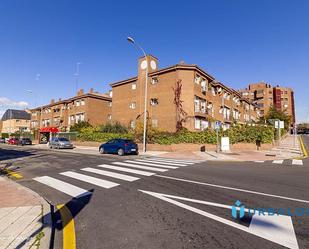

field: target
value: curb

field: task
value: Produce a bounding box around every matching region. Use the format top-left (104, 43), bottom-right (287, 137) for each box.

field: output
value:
top-left (298, 136), bottom-right (308, 159)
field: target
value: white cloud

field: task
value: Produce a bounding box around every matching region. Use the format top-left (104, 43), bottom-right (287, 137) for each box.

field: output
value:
top-left (0, 97), bottom-right (29, 117)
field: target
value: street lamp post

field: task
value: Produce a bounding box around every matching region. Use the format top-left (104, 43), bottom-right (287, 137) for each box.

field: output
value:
top-left (127, 36), bottom-right (148, 153)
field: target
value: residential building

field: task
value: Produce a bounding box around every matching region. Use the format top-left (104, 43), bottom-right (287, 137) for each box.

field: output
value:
top-left (30, 88), bottom-right (112, 132)
top-left (239, 82), bottom-right (295, 126)
top-left (1, 109), bottom-right (31, 134)
top-left (110, 55), bottom-right (259, 132)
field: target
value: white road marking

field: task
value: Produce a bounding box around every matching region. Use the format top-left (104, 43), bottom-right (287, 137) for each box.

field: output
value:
top-left (140, 190), bottom-right (299, 249)
top-left (98, 164), bottom-right (155, 176)
top-left (272, 160), bottom-right (284, 164)
top-left (60, 171), bottom-right (119, 189)
top-left (33, 176), bottom-right (91, 197)
top-left (81, 167), bottom-right (139, 182)
top-left (147, 157), bottom-right (197, 164)
top-left (155, 175), bottom-right (309, 204)
top-left (254, 161), bottom-right (265, 163)
top-left (125, 160), bottom-right (178, 169)
top-left (136, 159), bottom-right (188, 166)
top-left (113, 162), bottom-right (167, 172)
top-left (292, 159), bottom-right (303, 165)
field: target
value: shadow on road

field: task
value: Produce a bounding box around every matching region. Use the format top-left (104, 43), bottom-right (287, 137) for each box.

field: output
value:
top-left (14, 190), bottom-right (94, 249)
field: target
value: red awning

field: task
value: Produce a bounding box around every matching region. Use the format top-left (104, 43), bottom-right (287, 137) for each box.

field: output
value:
top-left (40, 127), bottom-right (59, 133)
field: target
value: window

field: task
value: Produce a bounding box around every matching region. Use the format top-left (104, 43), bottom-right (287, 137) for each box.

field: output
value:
top-left (201, 100), bottom-right (206, 113)
top-left (76, 113), bottom-right (85, 122)
top-left (211, 87), bottom-right (216, 96)
top-left (194, 118), bottom-right (201, 129)
top-left (81, 99), bottom-right (85, 105)
top-left (151, 77), bottom-right (158, 85)
top-left (201, 80), bottom-right (207, 92)
top-left (194, 74), bottom-right (201, 84)
top-left (201, 120), bottom-right (209, 130)
top-left (152, 119), bottom-right (158, 128)
top-left (129, 102), bottom-right (136, 109)
top-left (132, 83), bottom-right (136, 90)
top-left (76, 101), bottom-right (80, 107)
top-left (194, 96), bottom-right (200, 112)
top-left (108, 102), bottom-right (112, 107)
top-left (130, 121), bottom-right (136, 129)
top-left (269, 91), bottom-right (272, 94)
top-left (16, 119), bottom-right (20, 123)
top-left (284, 91), bottom-right (288, 94)
top-left (150, 98), bottom-right (159, 106)
top-left (107, 114), bottom-right (112, 120)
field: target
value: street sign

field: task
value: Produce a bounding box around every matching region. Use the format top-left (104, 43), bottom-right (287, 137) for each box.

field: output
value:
top-left (280, 121), bottom-right (284, 129)
top-left (275, 120), bottom-right (284, 129)
top-left (221, 137), bottom-right (230, 151)
top-left (215, 121), bottom-right (221, 130)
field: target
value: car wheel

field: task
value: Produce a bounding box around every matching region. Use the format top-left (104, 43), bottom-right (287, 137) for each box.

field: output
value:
top-left (117, 148), bottom-right (124, 156)
top-left (99, 147), bottom-right (105, 154)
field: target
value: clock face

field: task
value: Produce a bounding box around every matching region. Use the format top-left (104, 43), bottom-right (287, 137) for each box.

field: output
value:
top-left (140, 60), bottom-right (147, 70)
top-left (150, 60), bottom-right (157, 70)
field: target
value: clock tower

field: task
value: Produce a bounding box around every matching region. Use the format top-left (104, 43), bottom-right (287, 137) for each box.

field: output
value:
top-left (138, 54), bottom-right (158, 77)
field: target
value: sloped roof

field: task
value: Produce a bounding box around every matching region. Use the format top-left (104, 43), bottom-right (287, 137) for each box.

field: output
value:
top-left (1, 109), bottom-right (31, 121)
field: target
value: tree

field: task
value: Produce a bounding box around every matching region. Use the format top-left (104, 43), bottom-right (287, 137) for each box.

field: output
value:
top-left (70, 121), bottom-right (92, 132)
top-left (263, 107), bottom-right (291, 130)
top-left (173, 79), bottom-right (187, 132)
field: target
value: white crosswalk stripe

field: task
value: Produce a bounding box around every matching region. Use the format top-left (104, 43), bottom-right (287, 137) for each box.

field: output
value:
top-left (147, 157), bottom-right (197, 164)
top-left (60, 171), bottom-right (119, 189)
top-left (292, 159), bottom-right (303, 165)
top-left (113, 162), bottom-right (167, 172)
top-left (33, 176), bottom-right (91, 197)
top-left (81, 167), bottom-right (140, 182)
top-left (124, 160), bottom-right (178, 169)
top-left (272, 160), bottom-right (284, 164)
top-left (98, 164), bottom-right (155, 176)
top-left (135, 159), bottom-right (188, 167)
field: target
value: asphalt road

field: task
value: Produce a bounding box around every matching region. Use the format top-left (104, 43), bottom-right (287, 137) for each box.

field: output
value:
top-left (0, 137), bottom-right (308, 249)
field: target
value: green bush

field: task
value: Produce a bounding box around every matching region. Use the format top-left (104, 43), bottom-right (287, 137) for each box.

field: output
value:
top-left (70, 121), bottom-right (92, 132)
top-left (76, 124), bottom-right (274, 145)
top-left (99, 122), bottom-right (129, 134)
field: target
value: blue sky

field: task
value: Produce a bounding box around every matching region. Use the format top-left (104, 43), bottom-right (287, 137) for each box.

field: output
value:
top-left (0, 0), bottom-right (308, 122)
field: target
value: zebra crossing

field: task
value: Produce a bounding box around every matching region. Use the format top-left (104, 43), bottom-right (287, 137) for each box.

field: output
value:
top-left (254, 159), bottom-right (304, 165)
top-left (33, 157), bottom-right (203, 198)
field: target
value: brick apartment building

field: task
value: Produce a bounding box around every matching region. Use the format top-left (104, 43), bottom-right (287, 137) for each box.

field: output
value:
top-left (30, 88), bottom-right (112, 132)
top-left (239, 82), bottom-right (295, 126)
top-left (1, 109), bottom-right (31, 134)
top-left (110, 55), bottom-right (259, 132)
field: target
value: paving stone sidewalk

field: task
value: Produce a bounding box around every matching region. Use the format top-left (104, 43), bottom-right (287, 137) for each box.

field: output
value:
top-left (0, 177), bottom-right (51, 249)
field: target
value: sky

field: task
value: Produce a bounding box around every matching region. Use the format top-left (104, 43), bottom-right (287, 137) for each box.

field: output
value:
top-left (0, 0), bottom-right (308, 122)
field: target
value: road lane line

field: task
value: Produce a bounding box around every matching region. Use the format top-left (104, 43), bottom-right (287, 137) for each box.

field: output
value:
top-left (147, 158), bottom-right (196, 164)
top-left (81, 167), bottom-right (139, 182)
top-left (113, 162), bottom-right (167, 172)
top-left (254, 161), bottom-right (265, 163)
top-left (0, 168), bottom-right (23, 179)
top-left (125, 160), bottom-right (178, 169)
top-left (272, 160), bottom-right (284, 164)
top-left (98, 164), bottom-right (155, 176)
top-left (33, 176), bottom-right (91, 197)
top-left (135, 159), bottom-right (188, 166)
top-left (155, 175), bottom-right (309, 204)
top-left (56, 204), bottom-right (76, 249)
top-left (60, 171), bottom-right (119, 189)
top-left (292, 159), bottom-right (303, 165)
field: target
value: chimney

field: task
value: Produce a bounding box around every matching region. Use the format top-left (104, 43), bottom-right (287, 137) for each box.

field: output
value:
top-left (179, 60), bottom-right (185, 65)
top-left (51, 99), bottom-right (55, 104)
top-left (77, 89), bottom-right (84, 96)
top-left (89, 88), bottom-right (94, 93)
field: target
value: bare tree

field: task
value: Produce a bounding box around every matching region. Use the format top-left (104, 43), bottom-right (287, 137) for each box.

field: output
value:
top-left (173, 79), bottom-right (187, 132)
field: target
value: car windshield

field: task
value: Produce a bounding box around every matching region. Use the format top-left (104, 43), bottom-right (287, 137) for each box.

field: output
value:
top-left (58, 138), bottom-right (69, 142)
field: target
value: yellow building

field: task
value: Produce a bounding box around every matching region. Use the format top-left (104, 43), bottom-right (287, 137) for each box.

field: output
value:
top-left (0, 109), bottom-right (31, 134)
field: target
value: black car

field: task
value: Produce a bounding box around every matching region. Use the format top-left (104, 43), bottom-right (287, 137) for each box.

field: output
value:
top-left (18, 138), bottom-right (32, 146)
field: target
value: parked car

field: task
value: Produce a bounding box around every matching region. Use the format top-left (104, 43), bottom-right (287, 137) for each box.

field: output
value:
top-left (18, 138), bottom-right (32, 146)
top-left (99, 139), bottom-right (138, 156)
top-left (8, 138), bottom-right (19, 145)
top-left (49, 137), bottom-right (74, 149)
top-left (0, 138), bottom-right (5, 143)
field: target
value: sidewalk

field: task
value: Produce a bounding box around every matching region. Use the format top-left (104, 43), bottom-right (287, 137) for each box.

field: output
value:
top-left (30, 135), bottom-right (303, 161)
top-left (0, 176), bottom-right (51, 249)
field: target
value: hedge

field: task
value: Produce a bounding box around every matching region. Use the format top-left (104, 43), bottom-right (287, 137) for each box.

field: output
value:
top-left (77, 125), bottom-right (275, 145)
